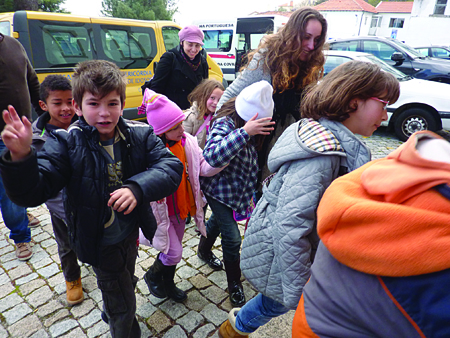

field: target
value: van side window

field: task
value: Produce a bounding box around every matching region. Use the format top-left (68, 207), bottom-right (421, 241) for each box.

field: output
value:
top-left (0, 22), bottom-right (10, 35)
top-left (161, 26), bottom-right (180, 51)
top-left (29, 20), bottom-right (93, 69)
top-left (97, 25), bottom-right (157, 69)
top-left (203, 30), bottom-right (233, 52)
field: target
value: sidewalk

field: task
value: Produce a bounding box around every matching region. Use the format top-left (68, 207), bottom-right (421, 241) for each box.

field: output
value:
top-left (0, 128), bottom-right (410, 338)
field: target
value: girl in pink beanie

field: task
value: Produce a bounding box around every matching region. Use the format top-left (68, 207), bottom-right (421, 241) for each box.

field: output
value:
top-left (139, 88), bottom-right (224, 302)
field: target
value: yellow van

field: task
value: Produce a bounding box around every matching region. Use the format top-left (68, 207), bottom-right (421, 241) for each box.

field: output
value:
top-left (0, 11), bottom-right (225, 121)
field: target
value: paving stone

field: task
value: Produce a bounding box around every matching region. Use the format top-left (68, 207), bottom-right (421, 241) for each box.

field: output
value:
top-left (15, 272), bottom-right (39, 285)
top-left (193, 323), bottom-right (216, 338)
top-left (48, 319), bottom-right (78, 337)
top-left (3, 303), bottom-right (33, 325)
top-left (31, 256), bottom-right (54, 270)
top-left (0, 245), bottom-right (14, 256)
top-left (138, 322), bottom-right (152, 338)
top-left (78, 309), bottom-right (102, 329)
top-left (8, 263), bottom-right (33, 280)
top-left (207, 271), bottom-right (228, 290)
top-left (184, 237), bottom-right (199, 248)
top-left (54, 281), bottom-right (67, 295)
top-left (46, 244), bottom-right (59, 256)
top-left (40, 238), bottom-right (56, 249)
top-left (147, 310), bottom-right (171, 333)
top-left (47, 273), bottom-right (65, 288)
top-left (0, 239), bottom-right (9, 248)
top-left (136, 300), bottom-right (157, 318)
top-left (186, 255), bottom-right (207, 269)
top-left (134, 265), bottom-right (145, 279)
top-left (0, 292), bottom-right (23, 312)
top-left (136, 279), bottom-right (150, 295)
top-left (184, 290), bottom-right (210, 312)
top-left (70, 298), bottom-right (96, 318)
top-left (177, 265), bottom-right (197, 279)
top-left (86, 320), bottom-right (109, 338)
top-left (159, 299), bottom-right (189, 319)
top-left (88, 288), bottom-right (103, 303)
top-left (81, 275), bottom-right (98, 293)
top-left (8, 314), bottom-right (43, 338)
top-left (181, 247), bottom-right (195, 259)
top-left (20, 278), bottom-right (47, 296)
top-left (29, 249), bottom-right (51, 266)
top-left (58, 327), bottom-right (87, 338)
top-left (37, 263), bottom-right (60, 279)
top-left (0, 324), bottom-right (6, 338)
top-left (200, 285), bottom-right (228, 304)
top-left (44, 309), bottom-right (70, 328)
top-left (0, 272), bottom-right (9, 285)
top-left (0, 281), bottom-right (14, 298)
top-left (189, 275), bottom-right (212, 289)
top-left (29, 329), bottom-right (50, 338)
top-left (2, 257), bottom-right (21, 270)
top-left (137, 257), bottom-right (153, 270)
top-left (177, 311), bottom-right (204, 333)
top-left (163, 325), bottom-right (187, 338)
top-left (199, 304), bottom-right (227, 326)
top-left (36, 300), bottom-right (64, 318)
top-left (33, 232), bottom-right (51, 243)
top-left (27, 285), bottom-right (54, 308)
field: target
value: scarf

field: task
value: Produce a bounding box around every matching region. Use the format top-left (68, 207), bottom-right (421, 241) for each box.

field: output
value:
top-left (180, 45), bottom-right (202, 71)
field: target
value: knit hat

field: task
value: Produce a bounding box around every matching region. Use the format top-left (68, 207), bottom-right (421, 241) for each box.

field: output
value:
top-left (235, 81), bottom-right (274, 121)
top-left (179, 25), bottom-right (204, 46)
top-left (140, 88), bottom-right (185, 135)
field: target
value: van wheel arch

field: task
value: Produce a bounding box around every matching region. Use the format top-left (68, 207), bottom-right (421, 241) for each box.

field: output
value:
top-left (391, 105), bottom-right (440, 141)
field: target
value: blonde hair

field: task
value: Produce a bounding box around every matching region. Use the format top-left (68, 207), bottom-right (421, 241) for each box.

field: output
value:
top-left (188, 79), bottom-right (225, 120)
top-left (301, 61), bottom-right (400, 122)
top-left (245, 7), bottom-right (328, 93)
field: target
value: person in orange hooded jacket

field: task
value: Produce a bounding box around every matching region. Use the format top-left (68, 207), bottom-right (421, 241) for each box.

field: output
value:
top-left (293, 130), bottom-right (450, 338)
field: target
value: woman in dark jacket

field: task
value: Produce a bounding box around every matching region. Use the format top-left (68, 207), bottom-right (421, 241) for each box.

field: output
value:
top-left (149, 25), bottom-right (209, 110)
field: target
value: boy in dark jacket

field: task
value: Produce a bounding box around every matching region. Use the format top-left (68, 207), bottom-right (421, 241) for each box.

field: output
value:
top-left (0, 60), bottom-right (183, 338)
top-left (32, 74), bottom-right (84, 306)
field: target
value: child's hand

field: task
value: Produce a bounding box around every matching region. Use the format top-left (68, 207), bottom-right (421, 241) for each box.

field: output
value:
top-left (1, 105), bottom-right (32, 161)
top-left (243, 113), bottom-right (275, 136)
top-left (108, 187), bottom-right (137, 215)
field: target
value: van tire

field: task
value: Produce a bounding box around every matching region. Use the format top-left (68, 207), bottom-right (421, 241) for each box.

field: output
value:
top-left (394, 108), bottom-right (437, 141)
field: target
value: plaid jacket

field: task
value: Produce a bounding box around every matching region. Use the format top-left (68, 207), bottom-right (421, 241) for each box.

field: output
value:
top-left (201, 116), bottom-right (258, 214)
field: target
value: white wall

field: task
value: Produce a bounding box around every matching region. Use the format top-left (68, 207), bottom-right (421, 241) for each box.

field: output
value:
top-left (375, 13), bottom-right (410, 41)
top-left (321, 11), bottom-right (371, 39)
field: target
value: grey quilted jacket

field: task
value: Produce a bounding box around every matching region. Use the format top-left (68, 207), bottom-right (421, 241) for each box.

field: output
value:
top-left (240, 118), bottom-right (371, 309)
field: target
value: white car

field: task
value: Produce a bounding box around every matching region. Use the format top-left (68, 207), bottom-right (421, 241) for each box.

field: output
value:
top-left (324, 50), bottom-right (450, 141)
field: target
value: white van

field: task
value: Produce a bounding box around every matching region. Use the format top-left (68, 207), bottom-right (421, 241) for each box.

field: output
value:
top-left (194, 15), bottom-right (289, 83)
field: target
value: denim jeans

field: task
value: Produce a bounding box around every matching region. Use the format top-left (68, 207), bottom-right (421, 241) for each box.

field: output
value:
top-left (205, 195), bottom-right (241, 262)
top-left (235, 293), bottom-right (290, 333)
top-left (50, 212), bottom-right (80, 282)
top-left (0, 141), bottom-right (30, 244)
top-left (93, 226), bottom-right (140, 338)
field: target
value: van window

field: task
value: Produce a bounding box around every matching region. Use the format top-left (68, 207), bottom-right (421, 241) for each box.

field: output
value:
top-left (0, 22), bottom-right (10, 35)
top-left (28, 20), bottom-right (94, 68)
top-left (162, 26), bottom-right (180, 51)
top-left (330, 41), bottom-right (358, 52)
top-left (98, 25), bottom-right (157, 69)
top-left (203, 30), bottom-right (233, 52)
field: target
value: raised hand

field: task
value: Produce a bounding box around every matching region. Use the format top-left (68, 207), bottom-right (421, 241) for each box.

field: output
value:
top-left (108, 187), bottom-right (137, 215)
top-left (1, 105), bottom-right (32, 161)
top-left (243, 113), bottom-right (275, 136)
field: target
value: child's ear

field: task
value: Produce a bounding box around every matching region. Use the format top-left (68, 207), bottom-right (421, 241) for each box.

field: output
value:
top-left (350, 98), bottom-right (358, 110)
top-left (73, 99), bottom-right (83, 117)
top-left (39, 100), bottom-right (48, 112)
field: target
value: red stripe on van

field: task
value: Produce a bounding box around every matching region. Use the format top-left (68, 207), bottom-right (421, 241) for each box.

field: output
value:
top-left (209, 54), bottom-right (236, 59)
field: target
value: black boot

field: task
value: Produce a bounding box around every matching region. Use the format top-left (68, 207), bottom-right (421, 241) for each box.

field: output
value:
top-left (143, 254), bottom-right (167, 298)
top-left (162, 264), bottom-right (187, 302)
top-left (197, 235), bottom-right (223, 270)
top-left (224, 259), bottom-right (246, 307)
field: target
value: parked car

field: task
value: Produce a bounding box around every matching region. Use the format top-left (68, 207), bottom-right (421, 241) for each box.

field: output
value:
top-left (323, 50), bottom-right (450, 141)
top-left (415, 45), bottom-right (450, 60)
top-left (328, 36), bottom-right (450, 84)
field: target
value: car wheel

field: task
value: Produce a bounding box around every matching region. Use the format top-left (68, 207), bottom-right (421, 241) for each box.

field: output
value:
top-left (394, 108), bottom-right (437, 142)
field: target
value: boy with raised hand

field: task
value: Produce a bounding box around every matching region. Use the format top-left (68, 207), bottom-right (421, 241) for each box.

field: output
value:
top-left (32, 74), bottom-right (84, 306)
top-left (0, 60), bottom-right (183, 338)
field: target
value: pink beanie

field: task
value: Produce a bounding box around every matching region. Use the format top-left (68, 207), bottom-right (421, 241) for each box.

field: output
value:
top-left (140, 88), bottom-right (185, 135)
top-left (178, 25), bottom-right (204, 45)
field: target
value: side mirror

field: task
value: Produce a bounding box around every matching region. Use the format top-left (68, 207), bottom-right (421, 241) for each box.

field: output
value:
top-left (391, 52), bottom-right (405, 66)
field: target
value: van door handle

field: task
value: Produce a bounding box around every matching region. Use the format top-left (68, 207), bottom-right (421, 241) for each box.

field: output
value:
top-left (227, 54), bottom-right (234, 57)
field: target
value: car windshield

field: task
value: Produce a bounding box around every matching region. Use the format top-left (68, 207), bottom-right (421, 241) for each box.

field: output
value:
top-left (390, 39), bottom-right (426, 59)
top-left (356, 54), bottom-right (410, 80)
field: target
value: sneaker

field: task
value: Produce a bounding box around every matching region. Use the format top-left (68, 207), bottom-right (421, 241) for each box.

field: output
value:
top-left (27, 212), bottom-right (40, 228)
top-left (15, 242), bottom-right (33, 261)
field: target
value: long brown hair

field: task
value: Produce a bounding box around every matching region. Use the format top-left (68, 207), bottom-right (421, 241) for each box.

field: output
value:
top-left (188, 79), bottom-right (225, 120)
top-left (301, 61), bottom-right (400, 122)
top-left (213, 97), bottom-right (265, 150)
top-left (245, 8), bottom-right (328, 93)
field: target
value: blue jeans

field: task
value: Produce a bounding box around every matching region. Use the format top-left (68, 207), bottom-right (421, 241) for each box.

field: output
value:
top-left (205, 195), bottom-right (241, 262)
top-left (235, 293), bottom-right (289, 333)
top-left (0, 141), bottom-right (30, 244)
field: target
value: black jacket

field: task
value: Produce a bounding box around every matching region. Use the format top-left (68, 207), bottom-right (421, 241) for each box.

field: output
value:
top-left (149, 45), bottom-right (208, 109)
top-left (0, 117), bottom-right (183, 266)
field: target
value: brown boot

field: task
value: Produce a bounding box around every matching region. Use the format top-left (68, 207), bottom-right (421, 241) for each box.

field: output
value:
top-left (218, 308), bottom-right (250, 338)
top-left (66, 277), bottom-right (84, 306)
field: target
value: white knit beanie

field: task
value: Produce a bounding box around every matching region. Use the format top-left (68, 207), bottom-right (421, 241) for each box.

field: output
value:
top-left (235, 81), bottom-right (274, 121)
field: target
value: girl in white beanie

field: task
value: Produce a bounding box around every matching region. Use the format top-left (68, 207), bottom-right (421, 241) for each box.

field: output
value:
top-left (200, 81), bottom-right (275, 308)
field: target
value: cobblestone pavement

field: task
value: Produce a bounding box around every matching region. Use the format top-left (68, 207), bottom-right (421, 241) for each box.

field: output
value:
top-left (1, 127), bottom-right (449, 338)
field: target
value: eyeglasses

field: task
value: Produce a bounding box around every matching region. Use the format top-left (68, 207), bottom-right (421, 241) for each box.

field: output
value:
top-left (370, 97), bottom-right (389, 110)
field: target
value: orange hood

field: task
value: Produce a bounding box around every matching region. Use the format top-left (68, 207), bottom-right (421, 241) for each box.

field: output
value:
top-left (318, 131), bottom-right (450, 276)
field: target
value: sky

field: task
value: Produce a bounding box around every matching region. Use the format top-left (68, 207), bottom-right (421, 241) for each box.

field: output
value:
top-left (62, 0), bottom-right (283, 26)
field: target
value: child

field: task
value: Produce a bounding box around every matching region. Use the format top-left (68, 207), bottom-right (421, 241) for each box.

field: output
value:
top-left (218, 61), bottom-right (400, 338)
top-left (200, 80), bottom-right (275, 308)
top-left (32, 74), bottom-right (83, 305)
top-left (0, 60), bottom-right (183, 338)
top-left (183, 79), bottom-right (225, 149)
top-left (293, 130), bottom-right (450, 337)
top-left (139, 88), bottom-right (223, 302)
